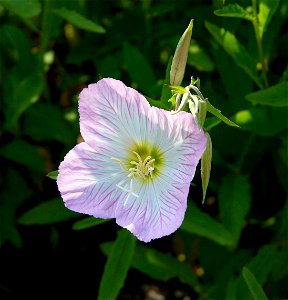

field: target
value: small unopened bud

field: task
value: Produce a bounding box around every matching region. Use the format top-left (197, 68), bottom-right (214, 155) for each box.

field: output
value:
top-left (170, 20), bottom-right (193, 86)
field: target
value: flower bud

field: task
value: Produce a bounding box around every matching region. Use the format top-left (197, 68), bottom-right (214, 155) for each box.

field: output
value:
top-left (170, 20), bottom-right (193, 85)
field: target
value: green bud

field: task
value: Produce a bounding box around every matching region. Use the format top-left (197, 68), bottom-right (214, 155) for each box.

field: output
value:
top-left (198, 99), bottom-right (207, 128)
top-left (170, 20), bottom-right (193, 85)
top-left (201, 132), bottom-right (212, 204)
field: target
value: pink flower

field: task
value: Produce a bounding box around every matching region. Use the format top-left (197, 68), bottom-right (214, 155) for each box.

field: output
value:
top-left (57, 78), bottom-right (206, 242)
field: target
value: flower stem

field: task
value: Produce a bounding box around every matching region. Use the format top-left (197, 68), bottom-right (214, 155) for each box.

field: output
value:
top-left (252, 0), bottom-right (269, 89)
top-left (187, 85), bottom-right (206, 102)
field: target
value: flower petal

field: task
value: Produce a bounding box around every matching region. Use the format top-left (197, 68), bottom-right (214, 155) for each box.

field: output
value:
top-left (79, 78), bottom-right (152, 157)
top-left (113, 109), bottom-right (207, 242)
top-left (114, 178), bottom-right (189, 242)
top-left (57, 142), bottom-right (128, 218)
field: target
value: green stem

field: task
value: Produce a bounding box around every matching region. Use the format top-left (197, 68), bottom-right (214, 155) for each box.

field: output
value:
top-left (252, 0), bottom-right (269, 89)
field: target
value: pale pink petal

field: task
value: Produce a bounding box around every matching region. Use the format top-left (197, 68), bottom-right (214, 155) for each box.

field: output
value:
top-left (79, 78), bottom-right (152, 153)
top-left (115, 178), bottom-right (189, 242)
top-left (113, 109), bottom-right (207, 242)
top-left (57, 142), bottom-right (129, 218)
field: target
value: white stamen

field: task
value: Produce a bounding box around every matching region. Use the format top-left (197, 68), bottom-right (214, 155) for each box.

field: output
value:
top-left (128, 151), bottom-right (155, 179)
top-left (111, 151), bottom-right (155, 203)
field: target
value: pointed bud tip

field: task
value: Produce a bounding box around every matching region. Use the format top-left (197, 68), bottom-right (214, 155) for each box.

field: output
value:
top-left (170, 20), bottom-right (194, 86)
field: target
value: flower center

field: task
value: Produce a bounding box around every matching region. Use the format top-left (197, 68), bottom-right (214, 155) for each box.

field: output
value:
top-left (128, 151), bottom-right (155, 179)
top-left (111, 142), bottom-right (164, 204)
top-left (111, 141), bottom-right (164, 184)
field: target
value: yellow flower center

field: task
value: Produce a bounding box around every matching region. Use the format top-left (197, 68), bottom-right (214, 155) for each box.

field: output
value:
top-left (128, 151), bottom-right (155, 179)
top-left (111, 142), bottom-right (164, 203)
top-left (112, 141), bottom-right (164, 182)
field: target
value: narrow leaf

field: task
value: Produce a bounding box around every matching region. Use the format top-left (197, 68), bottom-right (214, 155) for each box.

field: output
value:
top-left (246, 82), bottom-right (288, 107)
top-left (0, 139), bottom-right (45, 173)
top-left (146, 97), bottom-right (169, 110)
top-left (123, 43), bottom-right (156, 95)
top-left (181, 202), bottom-right (234, 246)
top-left (201, 132), bottom-right (212, 203)
top-left (18, 198), bottom-right (79, 225)
top-left (170, 20), bottom-right (193, 85)
top-left (214, 3), bottom-right (254, 21)
top-left (5, 73), bottom-right (44, 129)
top-left (207, 100), bottom-right (239, 127)
top-left (204, 116), bottom-right (221, 131)
top-left (72, 217), bottom-right (110, 230)
top-left (0, 0), bottom-right (41, 17)
top-left (0, 205), bottom-right (22, 248)
top-left (219, 175), bottom-right (252, 245)
top-left (23, 103), bottom-right (76, 143)
top-left (205, 21), bottom-right (263, 89)
top-left (242, 267), bottom-right (269, 300)
top-left (166, 85), bottom-right (187, 94)
top-left (236, 245), bottom-right (278, 299)
top-left (100, 243), bottom-right (198, 288)
top-left (258, 0), bottom-right (279, 39)
top-left (98, 230), bottom-right (136, 300)
top-left (246, 245), bottom-right (278, 284)
top-left (160, 56), bottom-right (173, 108)
top-left (46, 170), bottom-right (58, 180)
top-left (53, 7), bottom-right (105, 33)
top-left (188, 41), bottom-right (215, 72)
top-left (233, 107), bottom-right (288, 136)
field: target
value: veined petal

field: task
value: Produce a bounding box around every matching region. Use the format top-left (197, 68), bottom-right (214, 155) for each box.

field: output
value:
top-left (113, 111), bottom-right (206, 242)
top-left (115, 177), bottom-right (189, 242)
top-left (79, 78), bottom-right (152, 156)
top-left (57, 142), bottom-right (128, 218)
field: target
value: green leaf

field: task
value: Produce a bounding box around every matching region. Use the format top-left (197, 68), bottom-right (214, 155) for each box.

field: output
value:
top-left (122, 43), bottom-right (156, 95)
top-left (246, 245), bottom-right (278, 284)
top-left (205, 22), bottom-right (263, 89)
top-left (0, 139), bottom-right (45, 173)
top-left (204, 116), bottom-right (222, 131)
top-left (166, 85), bottom-right (187, 95)
top-left (233, 107), bottom-right (288, 136)
top-left (219, 175), bottom-right (252, 245)
top-left (242, 267), bottom-right (269, 300)
top-left (206, 100), bottom-right (239, 127)
top-left (5, 73), bottom-right (44, 129)
top-left (258, 0), bottom-right (279, 39)
top-left (100, 243), bottom-right (199, 288)
top-left (236, 245), bottom-right (278, 299)
top-left (23, 103), bottom-right (76, 143)
top-left (72, 217), bottom-right (110, 230)
top-left (0, 0), bottom-right (41, 17)
top-left (0, 205), bottom-right (22, 248)
top-left (246, 82), bottom-right (288, 107)
top-left (18, 198), bottom-right (79, 225)
top-left (98, 230), bottom-right (136, 300)
top-left (170, 20), bottom-right (193, 85)
top-left (188, 41), bottom-right (215, 72)
top-left (146, 97), bottom-right (169, 110)
top-left (0, 24), bottom-right (36, 72)
top-left (133, 245), bottom-right (198, 287)
top-left (160, 56), bottom-right (173, 108)
top-left (214, 3), bottom-right (254, 21)
top-left (0, 168), bottom-right (32, 247)
top-left (53, 7), bottom-right (105, 33)
top-left (201, 132), bottom-right (212, 203)
top-left (181, 202), bottom-right (234, 246)
top-left (46, 170), bottom-right (58, 180)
